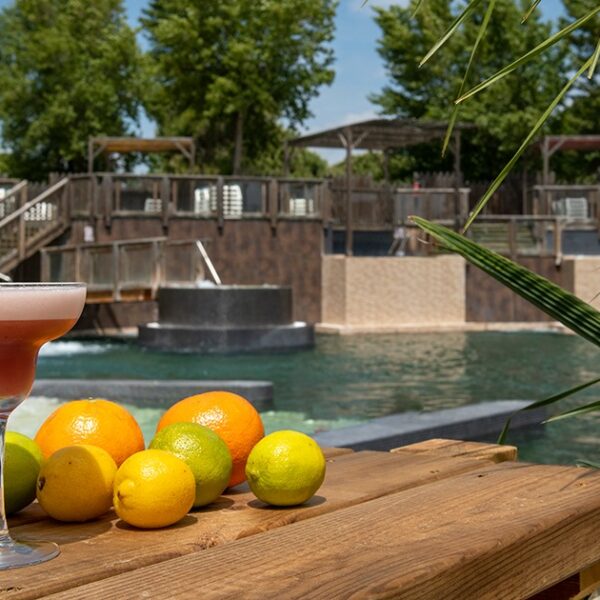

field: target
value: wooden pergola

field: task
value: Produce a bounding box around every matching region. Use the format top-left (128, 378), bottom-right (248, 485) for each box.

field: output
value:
top-left (289, 118), bottom-right (473, 255)
top-left (540, 135), bottom-right (600, 185)
top-left (87, 137), bottom-right (196, 173)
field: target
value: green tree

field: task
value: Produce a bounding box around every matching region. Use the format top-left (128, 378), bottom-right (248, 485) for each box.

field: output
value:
top-left (554, 0), bottom-right (600, 182)
top-left (371, 0), bottom-right (566, 182)
top-left (142, 0), bottom-right (337, 175)
top-left (0, 0), bottom-right (144, 179)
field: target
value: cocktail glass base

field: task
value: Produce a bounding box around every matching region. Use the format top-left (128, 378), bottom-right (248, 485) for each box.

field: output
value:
top-left (0, 538), bottom-right (59, 570)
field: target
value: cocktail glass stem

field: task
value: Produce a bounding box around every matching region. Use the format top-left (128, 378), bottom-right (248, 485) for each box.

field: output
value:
top-left (0, 406), bottom-right (59, 569)
top-left (0, 414), bottom-right (9, 545)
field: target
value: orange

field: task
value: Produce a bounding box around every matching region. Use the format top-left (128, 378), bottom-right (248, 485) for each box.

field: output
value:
top-left (156, 391), bottom-right (264, 488)
top-left (35, 399), bottom-right (145, 466)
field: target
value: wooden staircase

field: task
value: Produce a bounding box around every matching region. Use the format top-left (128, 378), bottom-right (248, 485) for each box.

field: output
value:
top-left (0, 178), bottom-right (71, 274)
top-left (468, 221), bottom-right (543, 256)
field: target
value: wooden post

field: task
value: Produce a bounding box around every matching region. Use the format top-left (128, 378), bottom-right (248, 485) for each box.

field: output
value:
top-left (269, 178), bottom-right (278, 232)
top-left (74, 247), bottom-right (82, 282)
top-left (553, 218), bottom-right (563, 266)
top-left (216, 176), bottom-right (224, 232)
top-left (542, 136), bottom-right (550, 214)
top-left (343, 127), bottom-right (354, 256)
top-left (40, 250), bottom-right (50, 282)
top-left (508, 218), bottom-right (517, 259)
top-left (161, 176), bottom-right (170, 230)
top-left (150, 240), bottom-right (160, 297)
top-left (18, 212), bottom-right (26, 261)
top-left (112, 242), bottom-right (121, 301)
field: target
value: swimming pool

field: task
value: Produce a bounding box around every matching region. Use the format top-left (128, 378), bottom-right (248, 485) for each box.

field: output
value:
top-left (9, 331), bottom-right (600, 466)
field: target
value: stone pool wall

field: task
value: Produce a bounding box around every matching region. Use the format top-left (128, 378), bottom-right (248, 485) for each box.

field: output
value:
top-left (321, 255), bottom-right (466, 328)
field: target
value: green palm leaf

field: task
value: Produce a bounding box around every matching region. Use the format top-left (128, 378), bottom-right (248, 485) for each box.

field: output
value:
top-left (462, 56), bottom-right (592, 231)
top-left (419, 0), bottom-right (483, 67)
top-left (411, 217), bottom-right (600, 346)
top-left (589, 37), bottom-right (600, 79)
top-left (411, 216), bottom-right (600, 442)
top-left (442, 0), bottom-right (496, 157)
top-left (497, 376), bottom-right (600, 444)
top-left (521, 0), bottom-right (541, 24)
top-left (456, 8), bottom-right (600, 103)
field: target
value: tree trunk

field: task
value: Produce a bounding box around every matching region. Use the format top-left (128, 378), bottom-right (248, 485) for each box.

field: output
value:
top-left (233, 110), bottom-right (244, 175)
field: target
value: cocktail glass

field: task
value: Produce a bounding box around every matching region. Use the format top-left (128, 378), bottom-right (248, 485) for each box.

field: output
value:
top-left (0, 282), bottom-right (86, 569)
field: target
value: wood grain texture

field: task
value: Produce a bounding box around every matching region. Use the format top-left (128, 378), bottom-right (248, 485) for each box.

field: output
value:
top-left (1, 449), bottom-right (496, 599)
top-left (44, 462), bottom-right (600, 600)
top-left (392, 438), bottom-right (518, 463)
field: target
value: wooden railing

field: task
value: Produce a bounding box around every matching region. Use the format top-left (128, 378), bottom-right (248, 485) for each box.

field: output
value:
top-left (465, 215), bottom-right (565, 263)
top-left (0, 178), bottom-right (70, 272)
top-left (67, 173), bottom-right (328, 227)
top-left (529, 185), bottom-right (600, 219)
top-left (329, 185), bottom-right (471, 229)
top-left (40, 237), bottom-right (216, 302)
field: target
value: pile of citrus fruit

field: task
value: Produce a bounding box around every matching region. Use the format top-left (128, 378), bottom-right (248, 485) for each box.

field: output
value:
top-left (5, 391), bottom-right (326, 529)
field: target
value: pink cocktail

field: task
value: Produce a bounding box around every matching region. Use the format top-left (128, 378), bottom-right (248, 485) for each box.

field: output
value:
top-left (0, 283), bottom-right (86, 569)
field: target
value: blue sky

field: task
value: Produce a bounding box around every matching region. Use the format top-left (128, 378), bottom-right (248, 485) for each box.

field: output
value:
top-left (0, 0), bottom-right (566, 163)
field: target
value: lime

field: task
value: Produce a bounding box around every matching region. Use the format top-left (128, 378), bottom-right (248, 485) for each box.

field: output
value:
top-left (37, 444), bottom-right (117, 522)
top-left (113, 449), bottom-right (195, 529)
top-left (150, 422), bottom-right (232, 507)
top-left (4, 431), bottom-right (43, 515)
top-left (245, 430), bottom-right (326, 506)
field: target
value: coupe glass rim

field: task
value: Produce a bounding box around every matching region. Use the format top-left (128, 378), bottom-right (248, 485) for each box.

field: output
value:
top-left (0, 282), bottom-right (85, 288)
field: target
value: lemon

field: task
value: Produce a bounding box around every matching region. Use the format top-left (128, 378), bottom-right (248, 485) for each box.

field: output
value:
top-left (37, 445), bottom-right (117, 522)
top-left (113, 449), bottom-right (195, 529)
top-left (245, 430), bottom-right (326, 506)
top-left (4, 431), bottom-right (43, 515)
top-left (149, 422), bottom-right (232, 508)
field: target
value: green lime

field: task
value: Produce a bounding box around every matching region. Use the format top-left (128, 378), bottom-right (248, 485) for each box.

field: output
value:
top-left (4, 431), bottom-right (43, 515)
top-left (149, 422), bottom-right (232, 508)
top-left (245, 430), bottom-right (326, 506)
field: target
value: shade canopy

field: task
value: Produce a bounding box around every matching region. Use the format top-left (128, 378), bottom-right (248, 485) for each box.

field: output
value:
top-left (88, 137), bottom-right (196, 172)
top-left (289, 118), bottom-right (473, 151)
top-left (539, 135), bottom-right (600, 186)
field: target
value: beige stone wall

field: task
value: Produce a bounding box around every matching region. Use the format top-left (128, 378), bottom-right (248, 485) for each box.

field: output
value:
top-left (321, 255), bottom-right (465, 327)
top-left (565, 256), bottom-right (600, 311)
top-left (321, 255), bottom-right (347, 324)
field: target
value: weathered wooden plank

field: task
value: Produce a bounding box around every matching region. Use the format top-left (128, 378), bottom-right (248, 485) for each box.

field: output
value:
top-left (2, 448), bottom-right (497, 599)
top-left (392, 438), bottom-right (518, 463)
top-left (42, 462), bottom-right (600, 600)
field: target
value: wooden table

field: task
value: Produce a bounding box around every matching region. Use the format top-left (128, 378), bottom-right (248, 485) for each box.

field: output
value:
top-left (4, 439), bottom-right (600, 600)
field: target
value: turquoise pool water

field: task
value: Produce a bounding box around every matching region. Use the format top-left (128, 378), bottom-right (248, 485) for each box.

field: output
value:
top-left (9, 331), bottom-right (600, 466)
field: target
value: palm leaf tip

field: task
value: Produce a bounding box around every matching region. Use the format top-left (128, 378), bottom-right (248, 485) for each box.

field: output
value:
top-left (410, 217), bottom-right (600, 349)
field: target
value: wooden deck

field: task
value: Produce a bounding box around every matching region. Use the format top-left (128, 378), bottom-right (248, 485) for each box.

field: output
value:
top-left (4, 439), bottom-right (600, 599)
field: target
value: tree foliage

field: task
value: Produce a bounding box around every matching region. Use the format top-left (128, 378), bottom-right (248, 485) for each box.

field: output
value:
top-left (142, 0), bottom-right (337, 175)
top-left (0, 0), bottom-right (144, 179)
top-left (371, 0), bottom-right (567, 182)
top-left (555, 0), bottom-right (600, 182)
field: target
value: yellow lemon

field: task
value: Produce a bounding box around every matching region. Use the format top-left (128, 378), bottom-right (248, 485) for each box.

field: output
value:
top-left (245, 430), bottom-right (326, 506)
top-left (37, 445), bottom-right (117, 522)
top-left (149, 422), bottom-right (232, 508)
top-left (113, 449), bottom-right (195, 529)
top-left (5, 431), bottom-right (43, 516)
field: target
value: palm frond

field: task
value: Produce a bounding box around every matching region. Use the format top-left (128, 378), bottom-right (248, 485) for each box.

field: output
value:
top-left (462, 56), bottom-right (592, 231)
top-left (496, 376), bottom-right (600, 444)
top-left (419, 0), bottom-right (483, 67)
top-left (442, 0), bottom-right (496, 157)
top-left (456, 8), bottom-right (600, 103)
top-left (411, 217), bottom-right (600, 345)
top-left (521, 0), bottom-right (541, 24)
top-left (589, 37), bottom-right (600, 79)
